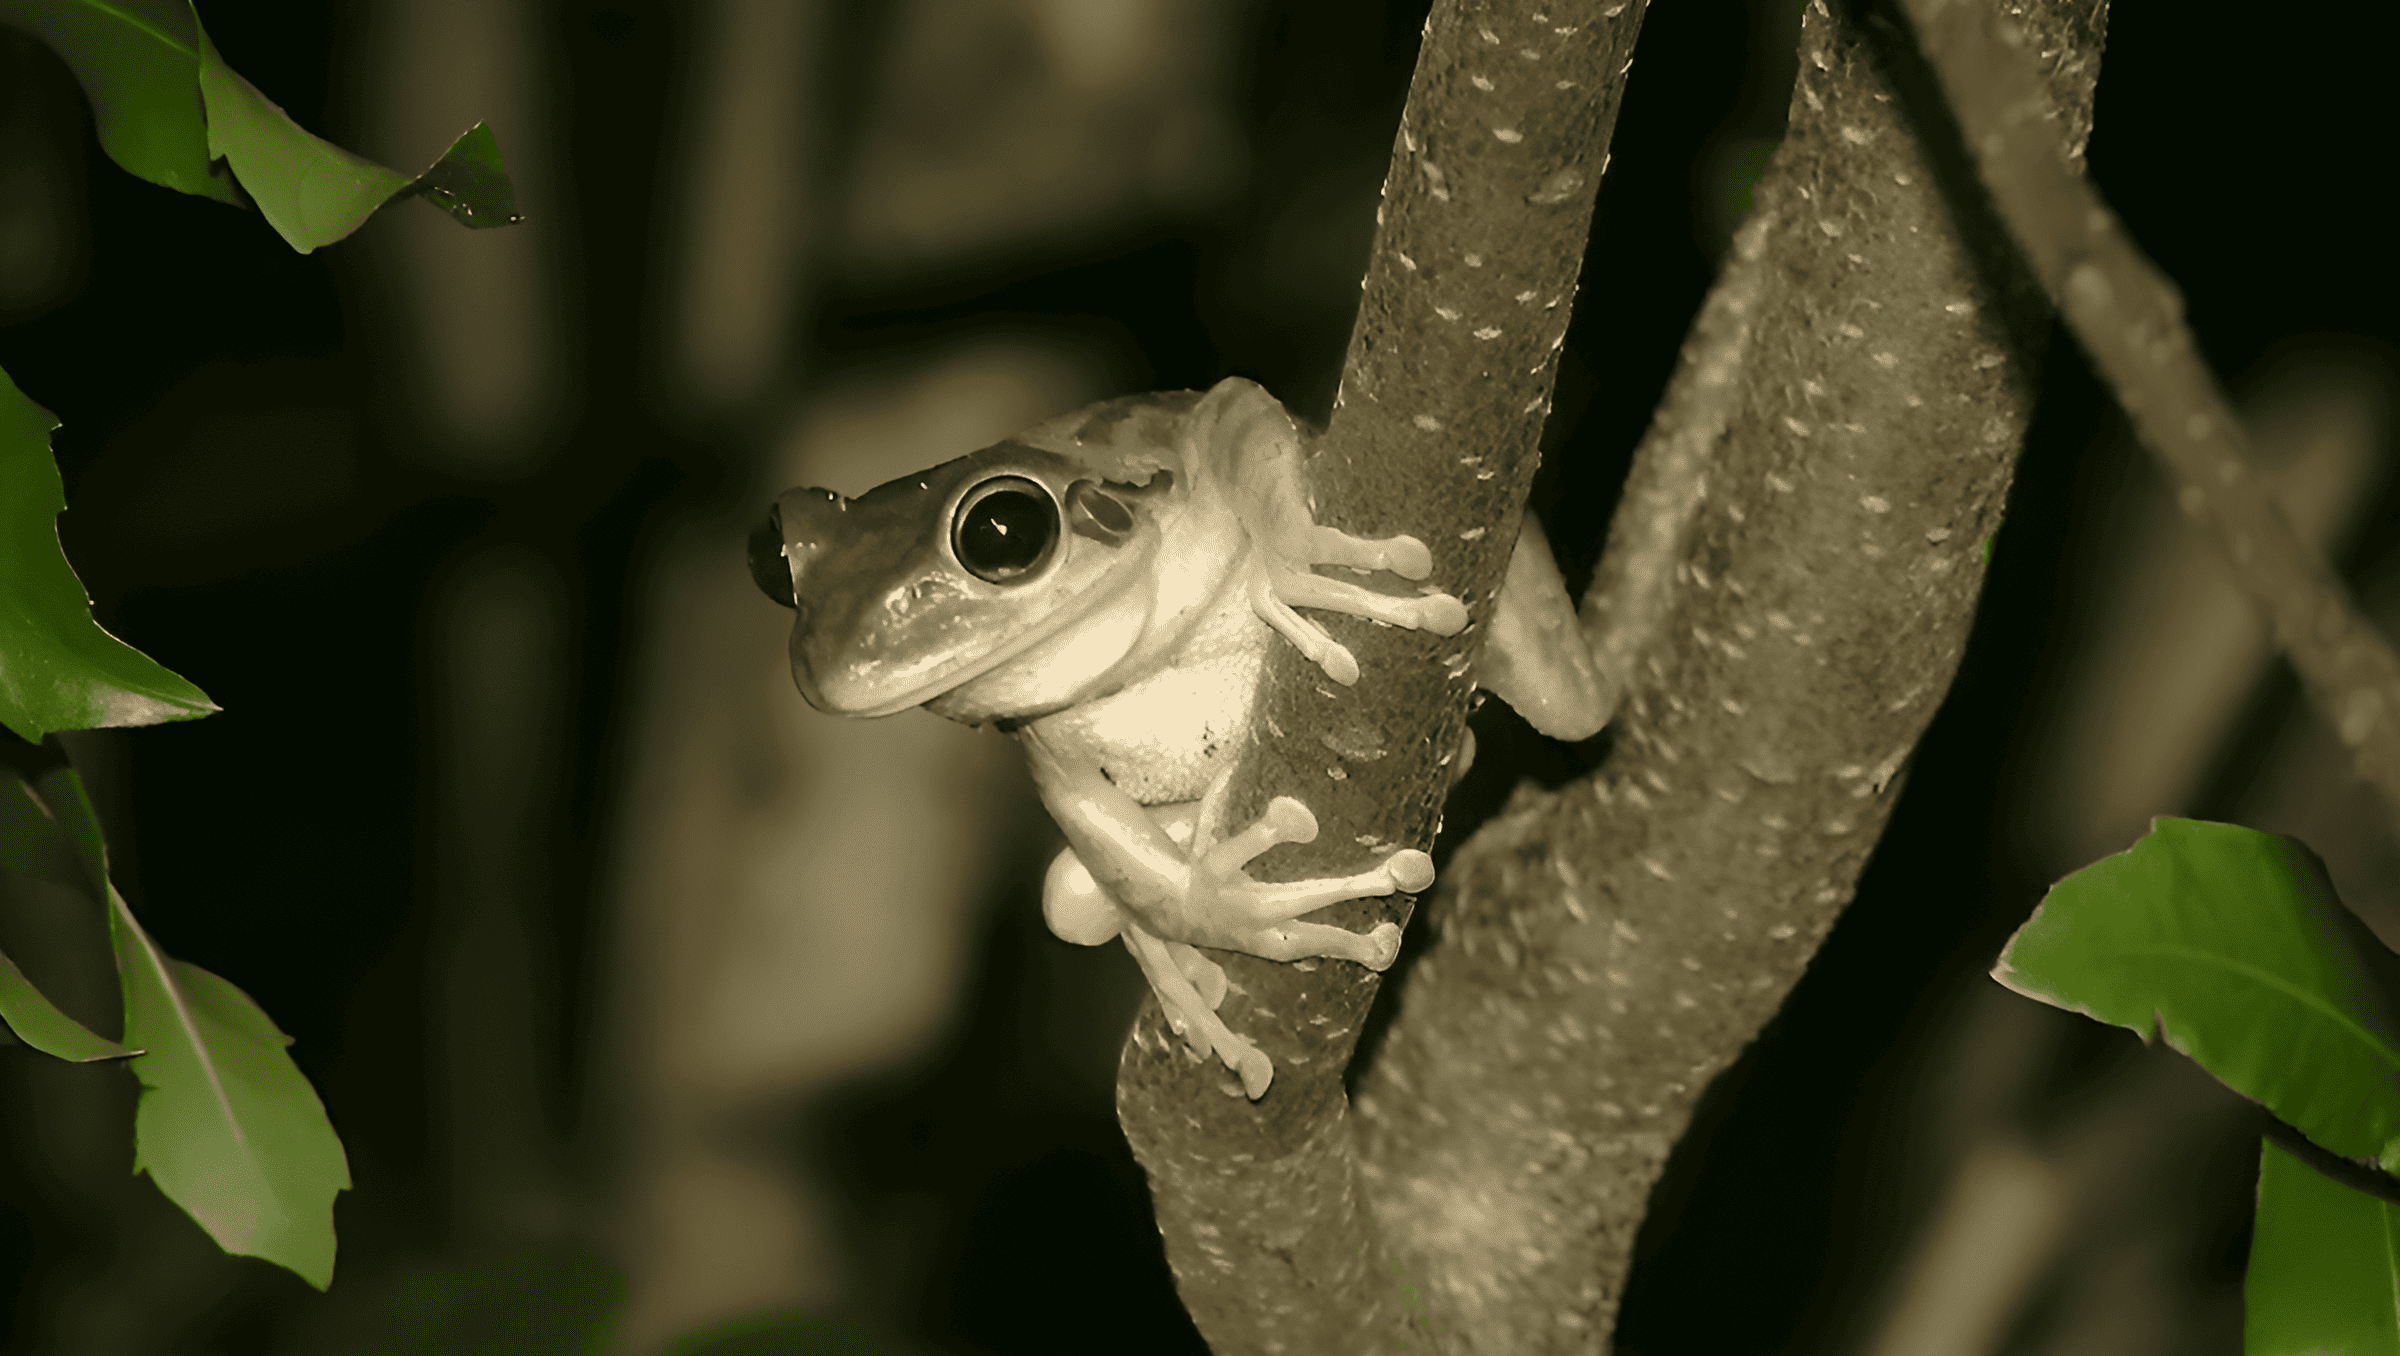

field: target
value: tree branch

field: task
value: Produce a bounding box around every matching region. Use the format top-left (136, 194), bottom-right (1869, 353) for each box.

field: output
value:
top-left (1112, 2), bottom-right (1651, 1351)
top-left (1349, 0), bottom-right (2107, 1348)
top-left (1579, 213), bottom-right (1773, 727)
top-left (1899, 0), bottom-right (2400, 845)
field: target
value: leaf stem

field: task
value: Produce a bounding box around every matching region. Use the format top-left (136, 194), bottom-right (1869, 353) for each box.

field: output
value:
top-left (2257, 1106), bottom-right (2400, 1207)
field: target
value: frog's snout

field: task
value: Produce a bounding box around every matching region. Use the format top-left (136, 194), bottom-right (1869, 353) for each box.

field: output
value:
top-left (747, 503), bottom-right (796, 608)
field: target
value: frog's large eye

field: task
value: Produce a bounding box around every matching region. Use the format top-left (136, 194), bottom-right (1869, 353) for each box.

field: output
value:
top-left (951, 476), bottom-right (1059, 584)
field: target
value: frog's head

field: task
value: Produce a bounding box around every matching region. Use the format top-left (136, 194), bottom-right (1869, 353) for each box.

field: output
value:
top-left (750, 441), bottom-right (1176, 720)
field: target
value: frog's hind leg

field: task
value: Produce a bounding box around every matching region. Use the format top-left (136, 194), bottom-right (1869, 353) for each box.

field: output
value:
top-left (1196, 849), bottom-right (1414, 967)
top-left (1122, 922), bottom-right (1271, 1098)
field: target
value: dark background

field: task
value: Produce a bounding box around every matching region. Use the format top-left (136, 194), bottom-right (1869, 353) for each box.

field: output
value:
top-left (2, 1), bottom-right (2395, 1352)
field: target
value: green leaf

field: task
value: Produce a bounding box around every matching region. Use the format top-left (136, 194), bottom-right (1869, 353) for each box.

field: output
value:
top-left (0, 946), bottom-right (133, 1061)
top-left (406, 121), bottom-right (523, 229)
top-left (111, 891), bottom-right (349, 1288)
top-left (0, 0), bottom-right (241, 204)
top-left (189, 10), bottom-right (408, 251)
top-left (0, 769), bottom-right (79, 889)
top-left (28, 761), bottom-right (112, 897)
top-left (0, 764), bottom-right (134, 1062)
top-left (191, 6), bottom-right (522, 251)
top-left (1995, 819), bottom-right (2400, 1166)
top-left (0, 365), bottom-right (219, 742)
top-left (2246, 1139), bottom-right (2400, 1354)
top-left (364, 1246), bottom-right (623, 1356)
top-left (3, 757), bottom-right (349, 1280)
top-left (0, 2), bottom-right (523, 252)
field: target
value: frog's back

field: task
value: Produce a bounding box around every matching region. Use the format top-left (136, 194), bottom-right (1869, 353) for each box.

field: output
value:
top-left (1008, 388), bottom-right (1203, 487)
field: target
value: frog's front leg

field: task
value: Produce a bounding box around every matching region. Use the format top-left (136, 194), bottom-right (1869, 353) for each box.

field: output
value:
top-left (1205, 379), bottom-right (1473, 684)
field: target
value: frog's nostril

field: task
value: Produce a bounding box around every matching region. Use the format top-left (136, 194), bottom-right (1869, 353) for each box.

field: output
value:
top-left (747, 505), bottom-right (796, 608)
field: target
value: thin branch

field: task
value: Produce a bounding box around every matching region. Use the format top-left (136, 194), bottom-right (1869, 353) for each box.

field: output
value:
top-left (1111, 2), bottom-right (1650, 1351)
top-left (1900, 0), bottom-right (2400, 840)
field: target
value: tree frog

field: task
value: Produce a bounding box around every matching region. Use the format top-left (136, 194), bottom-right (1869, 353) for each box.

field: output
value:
top-left (749, 377), bottom-right (1602, 1098)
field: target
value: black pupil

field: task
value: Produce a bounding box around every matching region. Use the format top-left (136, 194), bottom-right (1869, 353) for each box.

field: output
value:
top-left (956, 488), bottom-right (1056, 580)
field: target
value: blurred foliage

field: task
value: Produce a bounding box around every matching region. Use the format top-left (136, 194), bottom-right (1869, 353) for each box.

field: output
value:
top-left (358, 1246), bottom-right (889, 1356)
top-left (361, 1245), bottom-right (622, 1356)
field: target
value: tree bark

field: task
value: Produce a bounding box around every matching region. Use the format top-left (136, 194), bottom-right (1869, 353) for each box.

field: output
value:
top-left (1113, 2), bottom-right (1651, 1351)
top-left (1350, 0), bottom-right (2106, 1348)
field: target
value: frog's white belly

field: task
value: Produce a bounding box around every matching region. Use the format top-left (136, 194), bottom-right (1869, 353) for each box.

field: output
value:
top-left (1024, 589), bottom-right (1265, 806)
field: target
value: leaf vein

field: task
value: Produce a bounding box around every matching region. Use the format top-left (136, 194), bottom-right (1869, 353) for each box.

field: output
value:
top-left (77, 0), bottom-right (198, 60)
top-left (117, 890), bottom-right (247, 1151)
top-left (2087, 942), bottom-right (2400, 1069)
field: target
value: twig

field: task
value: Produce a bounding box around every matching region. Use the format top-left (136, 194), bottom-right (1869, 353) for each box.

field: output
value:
top-left (2257, 1105), bottom-right (2400, 1207)
top-left (1900, 0), bottom-right (2400, 836)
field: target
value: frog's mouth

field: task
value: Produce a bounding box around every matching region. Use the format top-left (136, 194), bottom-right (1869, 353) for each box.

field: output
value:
top-left (760, 453), bottom-right (1170, 719)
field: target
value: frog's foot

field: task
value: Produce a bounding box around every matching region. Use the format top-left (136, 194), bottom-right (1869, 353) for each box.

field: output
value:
top-left (1280, 520), bottom-right (1437, 581)
top-left (1248, 566), bottom-right (1470, 687)
top-left (1184, 778), bottom-right (1428, 970)
top-left (1122, 922), bottom-right (1272, 1098)
top-left (1448, 726), bottom-right (1477, 786)
top-left (1169, 938), bottom-right (1229, 1010)
top-left (1245, 518), bottom-right (1471, 685)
